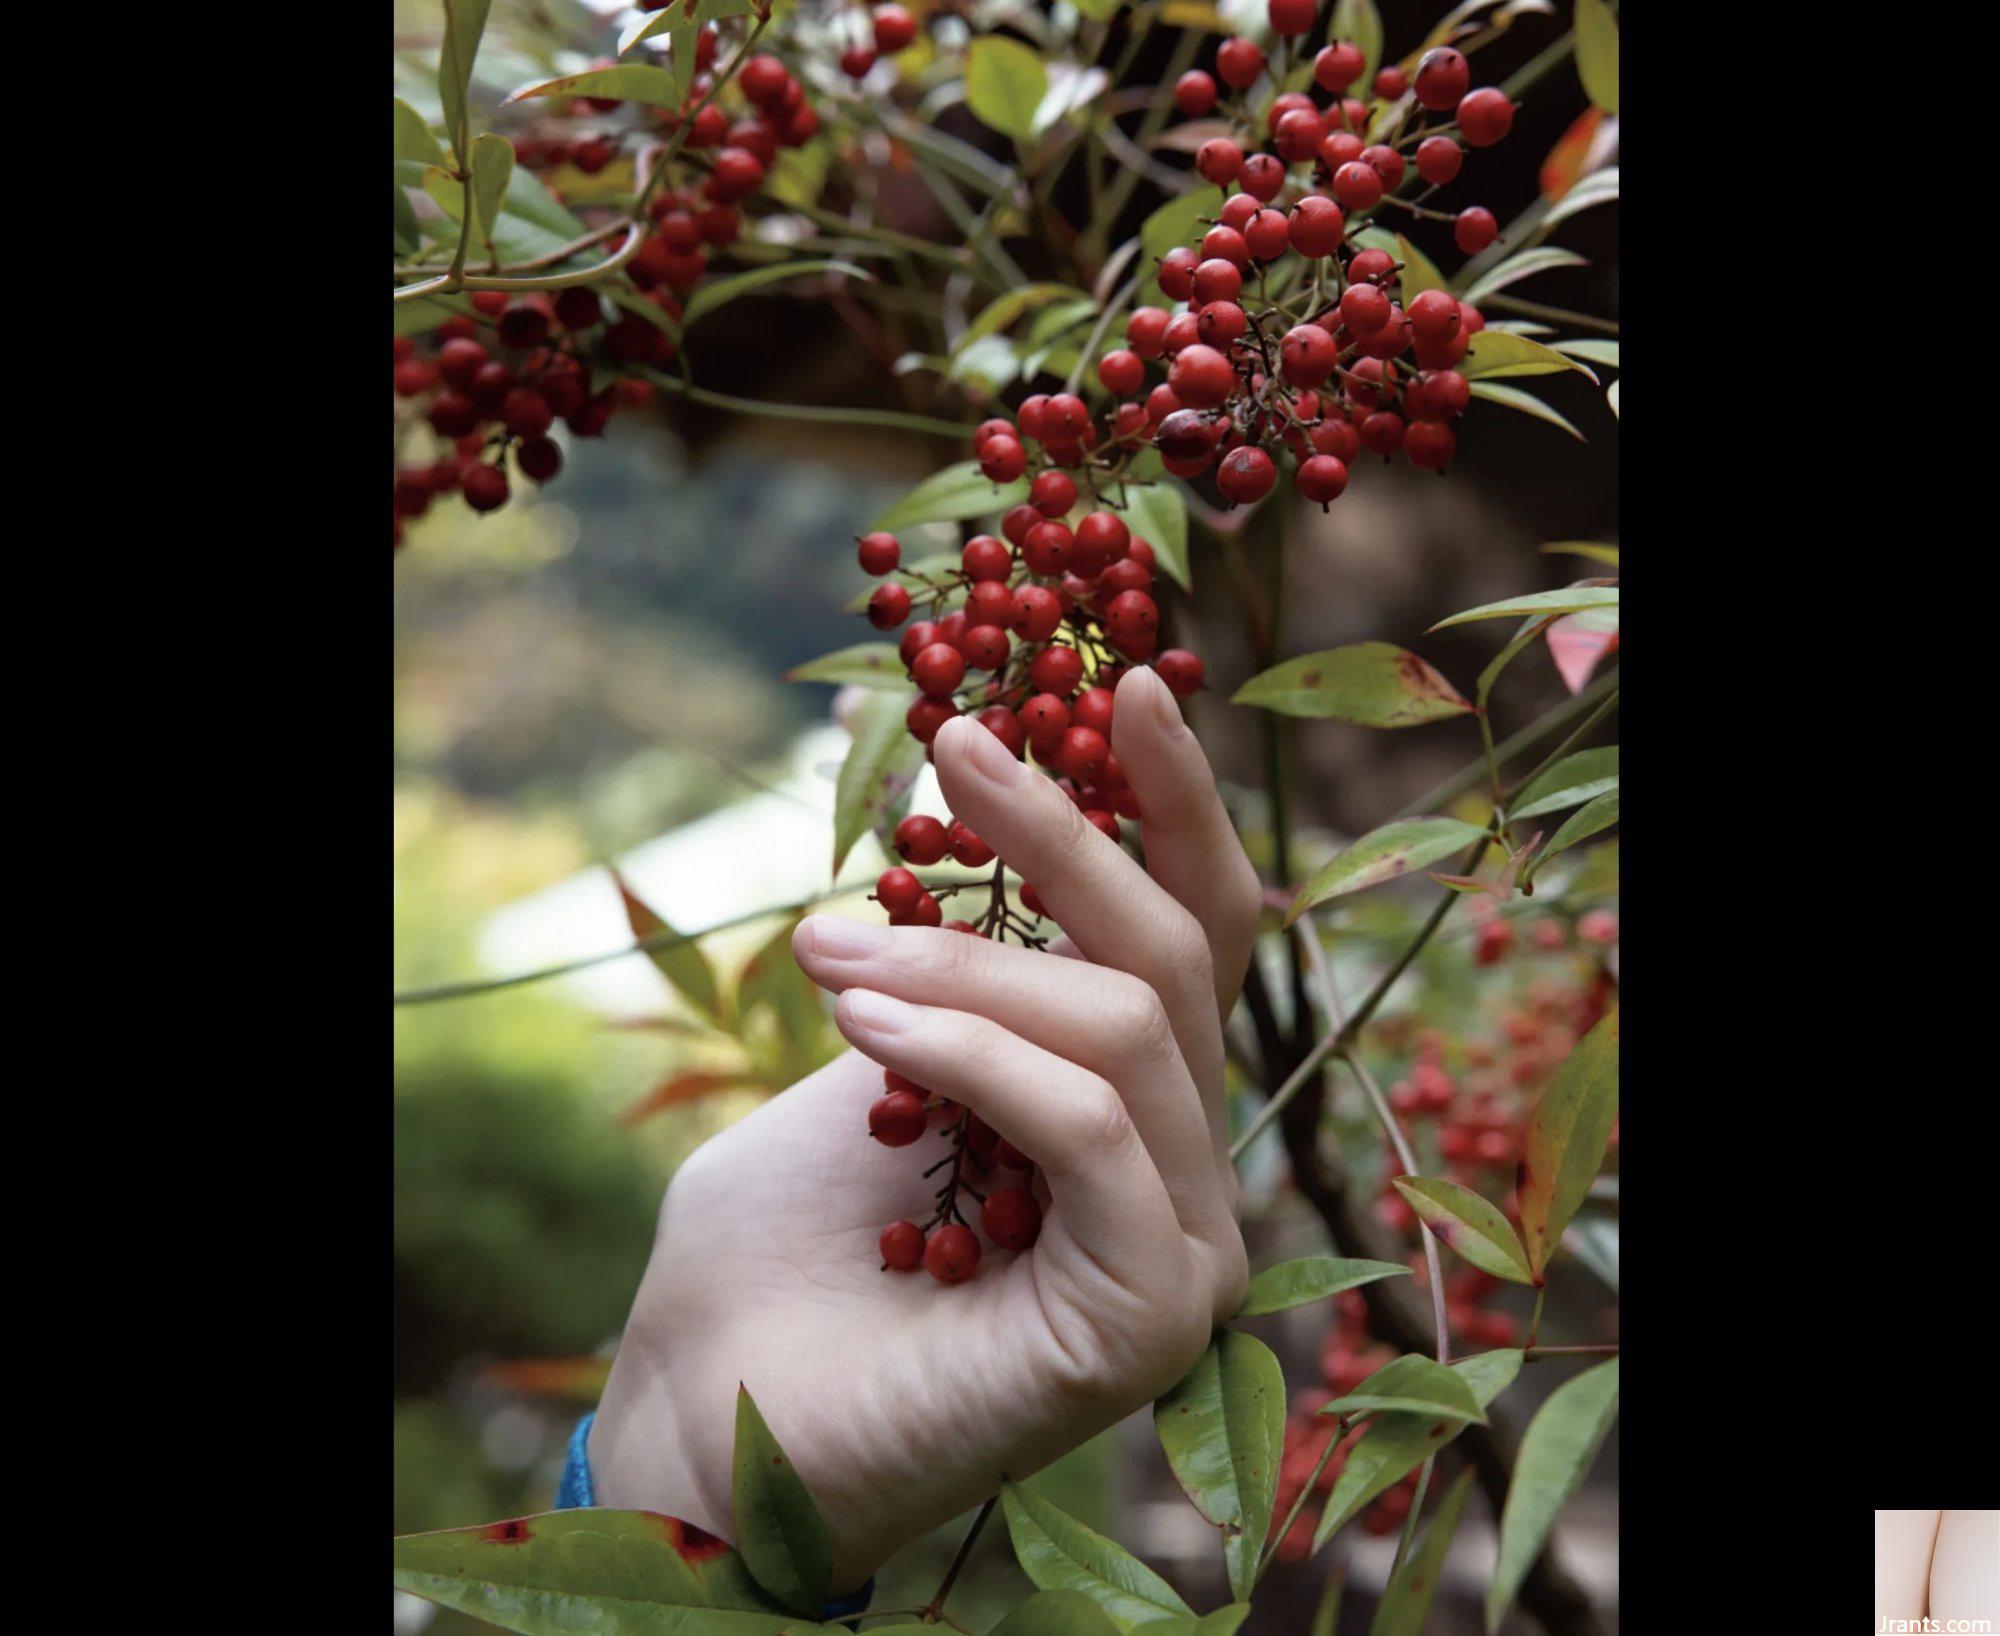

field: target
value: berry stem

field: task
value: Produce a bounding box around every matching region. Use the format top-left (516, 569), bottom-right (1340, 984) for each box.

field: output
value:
top-left (920, 1493), bottom-right (999, 1625)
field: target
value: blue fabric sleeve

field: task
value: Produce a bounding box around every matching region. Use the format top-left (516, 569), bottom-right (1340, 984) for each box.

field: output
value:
top-left (554, 1411), bottom-right (872, 1618)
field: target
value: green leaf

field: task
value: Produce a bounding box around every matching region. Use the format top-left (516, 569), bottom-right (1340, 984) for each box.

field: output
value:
top-left (613, 868), bottom-right (724, 1024)
top-left (1517, 1008), bottom-right (1619, 1276)
top-left (684, 260), bottom-right (875, 326)
top-left (1153, 1332), bottom-right (1286, 1601)
top-left (955, 283), bottom-right (1088, 358)
top-left (731, 1385), bottom-right (833, 1617)
top-left (670, 21), bottom-right (700, 101)
top-left (1394, 234), bottom-right (1449, 301)
top-left (1237, 1255), bottom-right (1409, 1316)
top-left (966, 36), bottom-right (1050, 140)
top-left (1486, 1360), bottom-right (1620, 1631)
top-left (1368, 1468), bottom-right (1475, 1636)
top-left (872, 460), bottom-right (1029, 532)
top-left (990, 1590), bottom-right (1128, 1636)
top-left (438, 0), bottom-right (494, 155)
top-left (1328, 0), bottom-right (1384, 93)
top-left (832, 688), bottom-right (925, 875)
top-left (1131, 1607), bottom-right (1253, 1636)
top-left (1543, 167), bottom-right (1618, 231)
top-left (1468, 381), bottom-right (1585, 442)
top-left (783, 642), bottom-right (910, 689)
top-left (1460, 329), bottom-right (1599, 383)
top-left (1232, 642), bottom-right (1472, 726)
top-left (1391, 1177), bottom-right (1535, 1285)
top-left (467, 132), bottom-right (515, 253)
top-left (620, 0), bottom-right (756, 54)
top-left (1320, 1354), bottom-right (1487, 1425)
top-left (1311, 1569), bottom-right (1344, 1636)
top-left (1428, 587), bottom-right (1618, 631)
top-left (1573, 0), bottom-right (1620, 113)
top-left (1459, 247), bottom-right (1589, 305)
top-left (1606, 378), bottom-right (1619, 418)
top-left (1107, 481), bottom-right (1191, 591)
top-left (393, 1509), bottom-right (802, 1634)
top-left (394, 182), bottom-right (421, 256)
top-left (1508, 747), bottom-right (1618, 820)
top-left (1312, 1350), bottom-right (1522, 1549)
top-left (394, 96), bottom-right (448, 167)
top-left (506, 64), bottom-right (684, 106)
top-left (1540, 541), bottom-right (1619, 566)
top-left (1287, 818), bottom-right (1489, 922)
top-left (1553, 337), bottom-right (1620, 368)
top-left (1532, 789), bottom-right (1619, 874)
top-left (1001, 1481), bottom-right (1194, 1627)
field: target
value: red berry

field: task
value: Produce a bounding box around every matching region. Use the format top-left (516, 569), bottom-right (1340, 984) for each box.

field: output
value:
top-left (1216, 36), bottom-right (1265, 90)
top-left (858, 531), bottom-right (901, 574)
top-left (1296, 453), bottom-right (1349, 505)
top-left (1023, 520), bottom-right (1074, 577)
top-left (1061, 726), bottom-right (1111, 784)
top-left (517, 436), bottom-right (562, 482)
top-left (1332, 160), bottom-right (1383, 210)
top-left (1098, 349), bottom-right (1145, 396)
top-left (1045, 393), bottom-right (1090, 440)
top-left (1168, 344), bottom-right (1235, 409)
top-left (1216, 446), bottom-right (1277, 504)
top-left (979, 435), bottom-right (1026, 482)
top-left (895, 814), bottom-right (950, 864)
top-left (1012, 585), bottom-right (1064, 641)
top-left (1274, 108), bottom-right (1327, 163)
top-left (876, 868), bottom-right (925, 915)
top-left (1174, 70), bottom-right (1217, 117)
top-left (1020, 692), bottom-right (1071, 740)
top-left (1158, 247), bottom-right (1200, 301)
top-left (1415, 135), bottom-right (1463, 185)
top-left (1414, 47), bottom-right (1470, 111)
top-left (1280, 324), bottom-right (1339, 388)
top-left (981, 1185), bottom-right (1043, 1250)
top-left (948, 820), bottom-right (994, 867)
top-left (1339, 282), bottom-right (1393, 336)
top-left (1375, 66), bottom-right (1408, 98)
top-left (1348, 247), bottom-right (1396, 284)
top-left (868, 582), bottom-right (913, 628)
top-left (841, 46), bottom-right (878, 78)
top-left (869, 1090), bottom-right (928, 1146)
top-left (1362, 144), bottom-right (1405, 189)
top-left (1239, 153), bottom-right (1285, 201)
top-left (1104, 589), bottom-right (1160, 655)
top-left (1029, 645), bottom-right (1086, 697)
top-left (1197, 300), bottom-right (1247, 348)
top-left (962, 534), bottom-right (1011, 581)
top-left (1192, 257), bottom-right (1244, 306)
top-left (1155, 648), bottom-right (1205, 696)
top-left (1031, 470), bottom-right (1078, 518)
top-left (1127, 307), bottom-right (1170, 359)
top-left (1456, 88), bottom-right (1514, 148)
top-left (1359, 410), bottom-right (1405, 455)
top-left (880, 1220), bottom-right (924, 1270)
top-left (1244, 208), bottom-right (1291, 261)
top-left (872, 4), bottom-right (916, 53)
top-left (462, 464), bottom-right (509, 513)
top-left (1473, 917), bottom-right (1512, 966)
top-left (1310, 416), bottom-right (1360, 461)
top-left (1288, 196), bottom-right (1345, 258)
top-left (1408, 289), bottom-right (1462, 346)
top-left (1454, 206), bottom-right (1499, 254)
top-left (962, 624), bottom-right (1010, 670)
top-left (1196, 138), bottom-right (1243, 186)
top-left (1314, 42), bottom-right (1364, 91)
top-left (924, 1222), bottom-right (980, 1283)
top-left (912, 642), bottom-right (967, 698)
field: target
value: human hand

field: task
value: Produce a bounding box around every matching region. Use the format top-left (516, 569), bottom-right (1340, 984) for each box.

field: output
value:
top-left (588, 666), bottom-right (1261, 1591)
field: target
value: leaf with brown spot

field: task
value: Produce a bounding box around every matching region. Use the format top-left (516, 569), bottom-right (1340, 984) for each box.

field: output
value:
top-left (1392, 1176), bottom-right (1535, 1285)
top-left (1368, 1468), bottom-right (1476, 1636)
top-left (1287, 818), bottom-right (1489, 922)
top-left (1232, 642), bottom-right (1474, 727)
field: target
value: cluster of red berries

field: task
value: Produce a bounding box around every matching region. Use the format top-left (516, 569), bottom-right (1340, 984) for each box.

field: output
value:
top-left (869, 1067), bottom-right (1044, 1285)
top-left (1092, 19), bottom-right (1519, 500)
top-left (833, 4), bottom-right (919, 81)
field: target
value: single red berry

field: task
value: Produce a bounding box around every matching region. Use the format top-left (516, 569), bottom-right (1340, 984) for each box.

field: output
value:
top-left (1011, 584), bottom-right (1064, 641)
top-left (1415, 135), bottom-right (1463, 185)
top-left (961, 534), bottom-right (1011, 582)
top-left (872, 4), bottom-right (917, 53)
top-left (1020, 692), bottom-right (1071, 740)
top-left (858, 530), bottom-right (901, 575)
top-left (1196, 138), bottom-right (1243, 186)
top-left (912, 642), bottom-right (967, 698)
top-left (869, 1089), bottom-right (928, 1146)
top-left (1238, 153), bottom-right (1285, 200)
top-left (1045, 394), bottom-right (1090, 440)
top-left (1314, 41), bottom-right (1364, 91)
top-left (894, 814), bottom-right (950, 864)
top-left (1196, 300), bottom-right (1247, 348)
top-left (898, 621), bottom-right (940, 668)
top-left (1456, 88), bottom-right (1514, 148)
top-left (1031, 470), bottom-right (1078, 518)
top-left (1168, 344), bottom-right (1235, 409)
top-left (1375, 66), bottom-right (1408, 99)
top-left (1154, 648), bottom-right (1205, 697)
top-left (1349, 247), bottom-right (1397, 284)
top-left (974, 417), bottom-right (1016, 449)
top-left (1274, 108), bottom-right (1327, 163)
top-left (1473, 917), bottom-right (1512, 966)
top-left (1104, 589), bottom-right (1161, 655)
top-left (1157, 247), bottom-right (1200, 301)
top-left (1029, 644), bottom-right (1086, 697)
top-left (1192, 257), bottom-right (1244, 306)
top-left (879, 1220), bottom-right (924, 1270)
top-left (924, 1222), bottom-right (980, 1283)
top-left (867, 582), bottom-right (913, 629)
top-left (1126, 307), bottom-right (1171, 359)
top-left (1071, 685), bottom-right (1116, 734)
top-left (948, 820), bottom-right (994, 867)
top-left (1407, 289), bottom-right (1462, 346)
top-left (1414, 46), bottom-right (1470, 111)
top-left (1098, 349), bottom-right (1145, 396)
top-left (1362, 144), bottom-right (1405, 189)
top-left (1288, 196), bottom-right (1345, 258)
top-left (981, 1185), bottom-right (1044, 1250)
top-left (1310, 416), bottom-right (1360, 461)
top-left (1073, 511), bottom-right (1131, 574)
top-left (437, 337), bottom-right (489, 389)
top-left (1174, 69), bottom-right (1217, 117)
top-left (1216, 446), bottom-right (1277, 504)
top-left (1244, 208), bottom-right (1292, 261)
top-left (517, 436), bottom-right (563, 482)
top-left (706, 145), bottom-right (766, 202)
top-left (841, 45), bottom-right (878, 78)
top-left (1061, 726), bottom-right (1111, 784)
top-left (890, 890), bottom-right (943, 928)
top-left (1296, 453), bottom-right (1349, 505)
top-left (462, 464), bottom-right (509, 513)
top-left (1453, 206), bottom-right (1499, 254)
top-left (1579, 909), bottom-right (1619, 945)
top-left (1332, 160), bottom-right (1383, 210)
top-left (1319, 129), bottom-right (1365, 173)
top-left (962, 624), bottom-right (1010, 670)
top-left (1216, 36), bottom-right (1265, 89)
top-left (875, 868), bottom-right (925, 915)
top-left (1339, 282), bottom-right (1393, 336)
top-left (979, 435), bottom-right (1027, 482)
top-left (1359, 410), bottom-right (1406, 455)
top-left (1022, 520), bottom-right (1074, 576)
top-left (1280, 324), bottom-right (1339, 388)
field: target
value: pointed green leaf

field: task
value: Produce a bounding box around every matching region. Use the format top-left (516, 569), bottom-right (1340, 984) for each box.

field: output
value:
top-left (620, 0), bottom-right (756, 54)
top-left (1312, 1350), bottom-right (1522, 1550)
top-left (684, 260), bottom-right (875, 327)
top-left (394, 183), bottom-right (420, 255)
top-left (783, 643), bottom-right (909, 689)
top-left (731, 1385), bottom-right (833, 1617)
top-left (1232, 642), bottom-right (1472, 726)
top-left (1468, 381), bottom-right (1585, 441)
top-left (1486, 1359), bottom-right (1620, 1631)
top-left (507, 64), bottom-right (686, 106)
top-left (966, 36), bottom-right (1050, 139)
top-left (1461, 329), bottom-right (1599, 383)
top-left (1518, 1009), bottom-right (1619, 1276)
top-left (1369, 1468), bottom-right (1475, 1636)
top-left (1573, 0), bottom-right (1619, 113)
top-left (1153, 1331), bottom-right (1286, 1600)
top-left (1543, 167), bottom-right (1618, 231)
top-left (1531, 789), bottom-right (1619, 875)
top-left (1320, 1354), bottom-right (1487, 1425)
top-left (467, 132), bottom-right (515, 253)
top-left (1429, 587), bottom-right (1618, 631)
top-left (954, 283), bottom-right (1089, 358)
top-left (831, 687), bottom-right (925, 875)
top-left (393, 1509), bottom-right (802, 1634)
top-left (871, 460), bottom-right (1029, 532)
top-left (1237, 1256), bottom-right (1409, 1316)
top-left (1392, 1177), bottom-right (1535, 1285)
top-left (1287, 818), bottom-right (1489, 921)
top-left (1107, 481), bottom-right (1191, 591)
top-left (1001, 1481), bottom-right (1194, 1626)
top-left (438, 0), bottom-right (494, 155)
top-left (1540, 541), bottom-right (1619, 566)
top-left (394, 96), bottom-right (449, 167)
top-left (989, 1590), bottom-right (1127, 1636)
top-left (1554, 338), bottom-right (1620, 368)
top-left (1460, 247), bottom-right (1589, 305)
top-left (613, 868), bottom-right (724, 1024)
top-left (1508, 748), bottom-right (1618, 820)
top-left (1395, 234), bottom-right (1449, 301)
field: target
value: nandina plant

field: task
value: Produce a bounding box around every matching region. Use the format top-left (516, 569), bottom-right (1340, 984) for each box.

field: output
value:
top-left (393, 0), bottom-right (1621, 1631)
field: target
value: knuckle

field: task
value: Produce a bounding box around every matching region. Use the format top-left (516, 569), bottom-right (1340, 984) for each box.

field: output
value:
top-left (1061, 1075), bottom-right (1136, 1158)
top-left (1104, 974), bottom-right (1176, 1063)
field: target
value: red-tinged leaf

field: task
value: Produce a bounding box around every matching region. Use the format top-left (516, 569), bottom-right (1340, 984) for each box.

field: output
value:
top-left (1232, 642), bottom-right (1474, 727)
top-left (1546, 610), bottom-right (1620, 694)
top-left (475, 1356), bottom-right (613, 1400)
top-left (1428, 832), bottom-right (1541, 901)
top-left (619, 1070), bottom-right (763, 1126)
top-left (1540, 107), bottom-right (1606, 201)
top-left (612, 867), bottom-right (724, 1022)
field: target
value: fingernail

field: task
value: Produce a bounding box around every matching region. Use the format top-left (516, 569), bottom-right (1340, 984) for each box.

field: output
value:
top-left (841, 988), bottom-right (916, 1032)
top-left (949, 713), bottom-right (1025, 788)
top-left (798, 915), bottom-right (889, 960)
